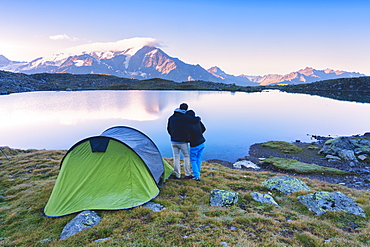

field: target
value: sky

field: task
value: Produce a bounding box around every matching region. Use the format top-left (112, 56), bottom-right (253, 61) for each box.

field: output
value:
top-left (1, 0), bottom-right (369, 76)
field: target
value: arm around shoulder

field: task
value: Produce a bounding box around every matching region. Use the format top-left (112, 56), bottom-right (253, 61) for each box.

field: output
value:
top-left (200, 121), bottom-right (206, 133)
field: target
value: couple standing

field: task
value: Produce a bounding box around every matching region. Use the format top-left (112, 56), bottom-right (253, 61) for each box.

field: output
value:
top-left (167, 103), bottom-right (206, 181)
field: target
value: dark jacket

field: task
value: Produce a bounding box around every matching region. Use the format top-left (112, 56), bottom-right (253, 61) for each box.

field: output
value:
top-left (186, 110), bottom-right (206, 147)
top-left (167, 108), bottom-right (200, 143)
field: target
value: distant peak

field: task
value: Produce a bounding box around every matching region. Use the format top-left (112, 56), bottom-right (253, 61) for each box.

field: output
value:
top-left (207, 66), bottom-right (223, 73)
top-left (298, 67), bottom-right (314, 72)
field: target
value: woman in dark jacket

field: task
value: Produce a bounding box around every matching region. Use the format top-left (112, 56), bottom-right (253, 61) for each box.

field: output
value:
top-left (186, 110), bottom-right (206, 181)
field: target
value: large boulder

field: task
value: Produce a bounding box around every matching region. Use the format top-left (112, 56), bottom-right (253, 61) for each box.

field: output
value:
top-left (262, 176), bottom-right (311, 195)
top-left (210, 189), bottom-right (239, 207)
top-left (59, 210), bottom-right (101, 240)
top-left (337, 149), bottom-right (357, 162)
top-left (298, 192), bottom-right (366, 218)
top-left (319, 136), bottom-right (370, 158)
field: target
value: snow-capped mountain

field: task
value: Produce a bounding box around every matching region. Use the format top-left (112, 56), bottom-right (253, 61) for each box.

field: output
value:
top-left (0, 55), bottom-right (27, 71)
top-left (239, 67), bottom-right (366, 86)
top-left (0, 55), bottom-right (10, 67)
top-left (0, 46), bottom-right (366, 85)
top-left (2, 46), bottom-right (224, 83)
top-left (207, 66), bottom-right (259, 86)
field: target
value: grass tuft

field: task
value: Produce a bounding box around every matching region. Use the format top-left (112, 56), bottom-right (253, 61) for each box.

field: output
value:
top-left (261, 141), bottom-right (303, 153)
top-left (263, 156), bottom-right (349, 175)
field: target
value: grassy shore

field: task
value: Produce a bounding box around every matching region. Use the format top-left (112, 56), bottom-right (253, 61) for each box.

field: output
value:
top-left (1, 147), bottom-right (369, 246)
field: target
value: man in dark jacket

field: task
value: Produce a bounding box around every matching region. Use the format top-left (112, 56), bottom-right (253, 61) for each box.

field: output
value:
top-left (186, 110), bottom-right (206, 181)
top-left (167, 103), bottom-right (200, 179)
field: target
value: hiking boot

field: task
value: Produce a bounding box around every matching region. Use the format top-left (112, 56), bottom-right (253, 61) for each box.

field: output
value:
top-left (192, 177), bottom-right (200, 181)
top-left (184, 175), bottom-right (194, 179)
top-left (170, 175), bottom-right (180, 179)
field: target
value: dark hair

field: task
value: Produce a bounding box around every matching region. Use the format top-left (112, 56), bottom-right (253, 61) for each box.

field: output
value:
top-left (180, 103), bottom-right (188, 110)
top-left (186, 110), bottom-right (195, 116)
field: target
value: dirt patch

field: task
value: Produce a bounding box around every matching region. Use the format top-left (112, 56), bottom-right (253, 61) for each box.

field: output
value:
top-left (209, 141), bottom-right (370, 191)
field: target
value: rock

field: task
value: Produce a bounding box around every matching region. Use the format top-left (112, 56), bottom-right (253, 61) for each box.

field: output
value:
top-left (358, 154), bottom-right (368, 161)
top-left (93, 237), bottom-right (112, 243)
top-left (298, 191), bottom-right (366, 218)
top-left (319, 136), bottom-right (370, 156)
top-left (319, 137), bottom-right (355, 155)
top-left (352, 138), bottom-right (370, 154)
top-left (59, 210), bottom-right (101, 240)
top-left (364, 179), bottom-right (370, 184)
top-left (39, 238), bottom-right (51, 243)
top-left (338, 149), bottom-right (358, 162)
top-left (251, 192), bottom-right (279, 206)
top-left (233, 160), bottom-right (260, 169)
top-left (325, 155), bottom-right (341, 161)
top-left (361, 169), bottom-right (370, 174)
top-left (262, 176), bottom-right (311, 195)
top-left (210, 189), bottom-right (238, 207)
top-left (143, 202), bottom-right (166, 212)
top-left (307, 146), bottom-right (320, 150)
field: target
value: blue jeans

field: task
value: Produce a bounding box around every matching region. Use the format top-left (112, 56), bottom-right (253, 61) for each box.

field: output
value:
top-left (190, 143), bottom-right (205, 179)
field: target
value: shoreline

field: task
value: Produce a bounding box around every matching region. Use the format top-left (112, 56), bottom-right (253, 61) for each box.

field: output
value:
top-left (208, 139), bottom-right (370, 192)
top-left (2, 137), bottom-right (370, 192)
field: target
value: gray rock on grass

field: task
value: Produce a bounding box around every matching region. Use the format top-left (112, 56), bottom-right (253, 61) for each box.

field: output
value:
top-left (233, 160), bottom-right (260, 169)
top-left (143, 202), bottom-right (166, 212)
top-left (262, 176), bottom-right (310, 195)
top-left (298, 191), bottom-right (366, 218)
top-left (59, 210), bottom-right (101, 240)
top-left (251, 192), bottom-right (279, 206)
top-left (210, 189), bottom-right (239, 207)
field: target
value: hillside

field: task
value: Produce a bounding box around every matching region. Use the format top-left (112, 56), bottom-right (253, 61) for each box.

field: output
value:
top-left (281, 76), bottom-right (370, 103)
top-left (0, 70), bottom-right (264, 95)
top-left (1, 71), bottom-right (370, 104)
top-left (0, 147), bottom-right (369, 246)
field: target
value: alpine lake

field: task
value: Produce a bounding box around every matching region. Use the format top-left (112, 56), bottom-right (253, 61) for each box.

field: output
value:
top-left (1, 90), bottom-right (370, 162)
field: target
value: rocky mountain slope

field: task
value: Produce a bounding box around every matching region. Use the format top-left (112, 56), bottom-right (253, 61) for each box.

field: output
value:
top-left (0, 45), bottom-right (365, 86)
top-left (0, 46), bottom-right (227, 84)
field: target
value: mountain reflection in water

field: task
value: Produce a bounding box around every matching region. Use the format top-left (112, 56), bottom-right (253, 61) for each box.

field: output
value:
top-left (1, 90), bottom-right (369, 162)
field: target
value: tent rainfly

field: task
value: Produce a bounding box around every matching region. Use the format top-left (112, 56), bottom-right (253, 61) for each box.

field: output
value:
top-left (44, 126), bottom-right (173, 217)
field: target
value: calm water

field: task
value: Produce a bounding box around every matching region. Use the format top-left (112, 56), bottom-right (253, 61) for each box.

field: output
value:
top-left (1, 90), bottom-right (370, 162)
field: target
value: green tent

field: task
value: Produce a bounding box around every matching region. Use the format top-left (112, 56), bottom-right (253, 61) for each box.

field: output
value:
top-left (44, 126), bottom-right (173, 217)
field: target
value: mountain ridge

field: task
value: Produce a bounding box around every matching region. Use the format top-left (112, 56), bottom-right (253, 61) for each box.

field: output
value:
top-left (0, 45), bottom-right (366, 86)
